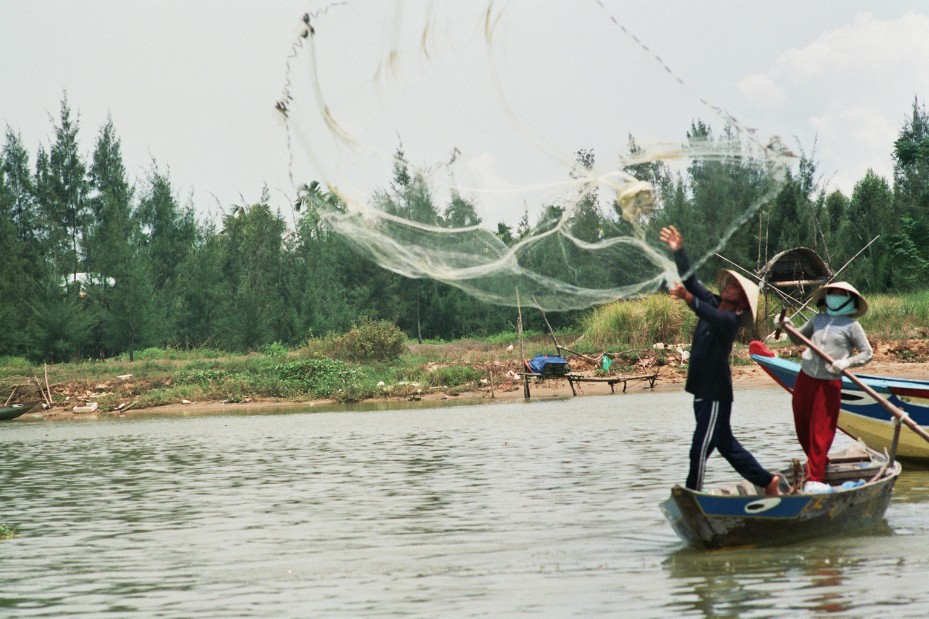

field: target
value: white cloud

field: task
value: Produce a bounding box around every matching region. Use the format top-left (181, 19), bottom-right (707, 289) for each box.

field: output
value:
top-left (737, 74), bottom-right (786, 107)
top-left (738, 11), bottom-right (929, 194)
top-left (775, 12), bottom-right (929, 82)
top-left (810, 107), bottom-right (898, 192)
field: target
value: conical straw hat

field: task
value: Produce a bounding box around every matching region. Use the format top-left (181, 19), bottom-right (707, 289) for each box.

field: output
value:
top-left (811, 281), bottom-right (868, 318)
top-left (717, 269), bottom-right (759, 325)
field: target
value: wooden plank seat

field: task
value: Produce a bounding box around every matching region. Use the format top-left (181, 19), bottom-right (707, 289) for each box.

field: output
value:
top-left (519, 366), bottom-right (658, 398)
top-left (564, 373), bottom-right (658, 395)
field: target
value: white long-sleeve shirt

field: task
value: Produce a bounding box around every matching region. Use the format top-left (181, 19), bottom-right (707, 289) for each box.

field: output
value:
top-left (788, 313), bottom-right (873, 379)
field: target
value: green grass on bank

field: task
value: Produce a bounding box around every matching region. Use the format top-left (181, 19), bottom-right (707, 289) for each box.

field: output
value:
top-left (4, 290), bottom-right (929, 413)
top-left (857, 290), bottom-right (929, 339)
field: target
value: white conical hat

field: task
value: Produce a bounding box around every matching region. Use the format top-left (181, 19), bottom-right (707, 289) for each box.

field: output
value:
top-left (717, 269), bottom-right (759, 325)
top-left (811, 281), bottom-right (868, 318)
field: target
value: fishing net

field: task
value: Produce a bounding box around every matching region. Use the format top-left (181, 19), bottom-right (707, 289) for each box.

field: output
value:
top-left (278, 0), bottom-right (794, 311)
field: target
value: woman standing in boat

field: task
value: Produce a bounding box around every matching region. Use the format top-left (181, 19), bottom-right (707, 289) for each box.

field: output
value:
top-left (660, 225), bottom-right (780, 496)
top-left (775, 282), bottom-right (873, 489)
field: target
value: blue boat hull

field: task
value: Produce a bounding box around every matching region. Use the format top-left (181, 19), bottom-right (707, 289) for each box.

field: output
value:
top-left (751, 354), bottom-right (929, 459)
top-left (661, 443), bottom-right (900, 549)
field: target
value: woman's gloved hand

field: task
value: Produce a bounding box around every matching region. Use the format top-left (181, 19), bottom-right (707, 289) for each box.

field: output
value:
top-left (825, 357), bottom-right (851, 374)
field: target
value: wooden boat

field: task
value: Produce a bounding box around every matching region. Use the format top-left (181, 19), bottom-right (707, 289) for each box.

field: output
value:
top-left (0, 402), bottom-right (39, 421)
top-left (661, 441), bottom-right (901, 550)
top-left (752, 353), bottom-right (929, 459)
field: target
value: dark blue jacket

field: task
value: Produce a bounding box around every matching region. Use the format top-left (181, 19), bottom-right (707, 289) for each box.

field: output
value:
top-left (675, 249), bottom-right (742, 402)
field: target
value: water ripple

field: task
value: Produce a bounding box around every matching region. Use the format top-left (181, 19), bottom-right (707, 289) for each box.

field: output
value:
top-left (2, 389), bottom-right (928, 616)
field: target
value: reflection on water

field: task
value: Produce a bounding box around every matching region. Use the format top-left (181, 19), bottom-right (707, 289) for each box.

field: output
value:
top-left (1, 389), bottom-right (928, 617)
top-left (662, 533), bottom-right (895, 617)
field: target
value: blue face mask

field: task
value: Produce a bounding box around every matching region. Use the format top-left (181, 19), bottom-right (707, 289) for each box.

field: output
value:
top-left (825, 294), bottom-right (856, 316)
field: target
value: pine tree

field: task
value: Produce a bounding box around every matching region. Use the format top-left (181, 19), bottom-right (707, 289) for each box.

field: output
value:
top-left (213, 196), bottom-right (294, 350)
top-left (42, 94), bottom-right (89, 283)
top-left (85, 118), bottom-right (163, 358)
top-left (0, 129), bottom-right (43, 355)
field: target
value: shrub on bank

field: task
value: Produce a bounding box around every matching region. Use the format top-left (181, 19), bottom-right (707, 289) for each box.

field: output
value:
top-left (334, 320), bottom-right (407, 362)
top-left (272, 358), bottom-right (359, 397)
top-left (176, 357), bottom-right (361, 400)
top-left (428, 364), bottom-right (484, 387)
top-left (303, 319), bottom-right (407, 362)
top-left (114, 347), bottom-right (227, 362)
top-left (0, 356), bottom-right (30, 371)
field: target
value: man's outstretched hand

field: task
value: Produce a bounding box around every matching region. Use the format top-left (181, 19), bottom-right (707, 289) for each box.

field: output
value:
top-left (669, 282), bottom-right (693, 306)
top-left (660, 225), bottom-right (683, 251)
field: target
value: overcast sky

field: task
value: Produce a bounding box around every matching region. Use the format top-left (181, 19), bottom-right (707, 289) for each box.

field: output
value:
top-left (3, 1), bottom-right (929, 228)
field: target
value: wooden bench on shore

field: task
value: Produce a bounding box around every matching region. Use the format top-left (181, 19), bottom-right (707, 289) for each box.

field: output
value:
top-left (565, 373), bottom-right (658, 395)
top-left (521, 370), bottom-right (659, 398)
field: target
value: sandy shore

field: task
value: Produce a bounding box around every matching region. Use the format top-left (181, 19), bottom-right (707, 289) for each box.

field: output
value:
top-left (16, 356), bottom-right (929, 422)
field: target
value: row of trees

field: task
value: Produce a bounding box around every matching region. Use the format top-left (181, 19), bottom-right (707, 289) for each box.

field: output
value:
top-left (0, 97), bottom-right (524, 362)
top-left (3, 96), bottom-right (929, 362)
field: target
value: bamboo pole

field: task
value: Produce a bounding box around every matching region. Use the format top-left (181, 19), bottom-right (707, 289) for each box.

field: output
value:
top-left (769, 279), bottom-right (830, 288)
top-left (529, 295), bottom-right (602, 363)
top-left (44, 363), bottom-right (52, 406)
top-left (31, 372), bottom-right (51, 408)
top-left (516, 288), bottom-right (525, 364)
top-left (532, 296), bottom-right (562, 357)
top-left (516, 288), bottom-right (529, 399)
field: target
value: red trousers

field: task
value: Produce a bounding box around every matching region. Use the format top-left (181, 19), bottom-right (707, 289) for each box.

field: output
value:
top-left (792, 370), bottom-right (842, 482)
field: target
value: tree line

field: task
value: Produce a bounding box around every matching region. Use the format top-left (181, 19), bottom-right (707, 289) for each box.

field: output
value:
top-left (2, 95), bottom-right (929, 362)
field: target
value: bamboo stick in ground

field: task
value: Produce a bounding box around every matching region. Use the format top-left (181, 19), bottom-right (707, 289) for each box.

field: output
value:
top-left (516, 288), bottom-right (530, 399)
top-left (44, 363), bottom-right (53, 406)
top-left (516, 288), bottom-right (525, 366)
top-left (31, 374), bottom-right (51, 408)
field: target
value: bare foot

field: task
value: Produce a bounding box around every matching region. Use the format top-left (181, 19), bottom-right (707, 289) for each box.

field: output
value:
top-left (765, 474), bottom-right (782, 496)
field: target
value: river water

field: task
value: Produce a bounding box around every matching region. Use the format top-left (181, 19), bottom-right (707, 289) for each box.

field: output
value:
top-left (2, 387), bottom-right (928, 617)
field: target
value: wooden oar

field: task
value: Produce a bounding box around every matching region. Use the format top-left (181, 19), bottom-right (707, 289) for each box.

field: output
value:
top-left (781, 321), bottom-right (929, 445)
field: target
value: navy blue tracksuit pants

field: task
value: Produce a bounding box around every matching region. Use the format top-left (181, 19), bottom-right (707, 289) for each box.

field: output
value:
top-left (687, 398), bottom-right (771, 491)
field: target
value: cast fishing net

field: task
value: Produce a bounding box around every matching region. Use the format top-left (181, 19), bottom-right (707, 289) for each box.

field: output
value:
top-left (278, 0), bottom-right (794, 311)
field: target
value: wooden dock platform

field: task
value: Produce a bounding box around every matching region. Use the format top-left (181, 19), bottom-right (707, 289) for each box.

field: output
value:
top-left (521, 371), bottom-right (659, 398)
